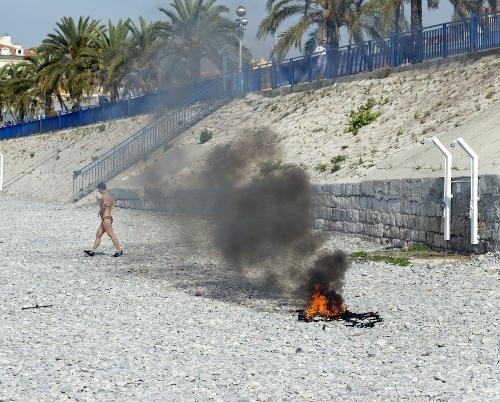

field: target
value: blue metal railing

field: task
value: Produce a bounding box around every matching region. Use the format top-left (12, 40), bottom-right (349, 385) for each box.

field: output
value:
top-left (245, 12), bottom-right (500, 92)
top-left (0, 79), bottom-right (219, 140)
top-left (72, 73), bottom-right (238, 200)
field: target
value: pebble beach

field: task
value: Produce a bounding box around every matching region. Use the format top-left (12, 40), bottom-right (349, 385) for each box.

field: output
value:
top-left (0, 195), bottom-right (498, 401)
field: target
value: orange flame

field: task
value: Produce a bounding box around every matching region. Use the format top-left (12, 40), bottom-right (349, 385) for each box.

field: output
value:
top-left (304, 284), bottom-right (347, 320)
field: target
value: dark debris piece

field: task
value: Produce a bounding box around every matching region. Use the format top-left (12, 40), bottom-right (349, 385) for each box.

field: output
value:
top-left (21, 304), bottom-right (53, 310)
top-left (297, 310), bottom-right (383, 328)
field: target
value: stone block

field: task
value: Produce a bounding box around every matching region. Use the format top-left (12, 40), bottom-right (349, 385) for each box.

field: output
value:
top-left (360, 181), bottom-right (374, 196)
top-left (332, 208), bottom-right (342, 220)
top-left (358, 210), bottom-right (367, 223)
top-left (343, 183), bottom-right (352, 196)
top-left (351, 183), bottom-right (361, 196)
top-left (381, 212), bottom-right (395, 226)
top-left (330, 220), bottom-right (343, 231)
top-left (415, 216), bottom-right (427, 231)
top-left (372, 180), bottom-right (387, 200)
top-left (349, 209), bottom-right (360, 223)
top-left (384, 226), bottom-right (400, 239)
top-left (387, 180), bottom-right (404, 199)
top-left (344, 222), bottom-right (361, 234)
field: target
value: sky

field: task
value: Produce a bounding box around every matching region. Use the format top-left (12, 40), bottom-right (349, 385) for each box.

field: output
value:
top-left (2, 0), bottom-right (456, 60)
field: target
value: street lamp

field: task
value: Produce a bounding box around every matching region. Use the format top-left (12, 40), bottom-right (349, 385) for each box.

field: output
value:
top-left (235, 5), bottom-right (248, 92)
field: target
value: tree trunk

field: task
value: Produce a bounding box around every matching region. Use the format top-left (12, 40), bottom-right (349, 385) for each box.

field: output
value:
top-left (411, 0), bottom-right (423, 30)
top-left (18, 105), bottom-right (25, 123)
top-left (326, 22), bottom-right (340, 78)
top-left (326, 23), bottom-right (340, 48)
top-left (110, 86), bottom-right (119, 102)
top-left (394, 4), bottom-right (401, 32)
top-left (190, 52), bottom-right (202, 90)
top-left (44, 93), bottom-right (56, 117)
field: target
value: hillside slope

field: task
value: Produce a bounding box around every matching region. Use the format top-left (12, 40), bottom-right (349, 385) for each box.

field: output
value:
top-left (0, 115), bottom-right (153, 201)
top-left (109, 53), bottom-right (499, 197)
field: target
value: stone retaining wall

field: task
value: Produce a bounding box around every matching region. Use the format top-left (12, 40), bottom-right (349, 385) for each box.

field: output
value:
top-left (314, 175), bottom-right (500, 253)
top-left (113, 175), bottom-right (500, 254)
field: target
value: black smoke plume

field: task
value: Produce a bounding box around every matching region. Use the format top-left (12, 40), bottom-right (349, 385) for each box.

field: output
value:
top-left (301, 251), bottom-right (349, 306)
top-left (159, 128), bottom-right (349, 303)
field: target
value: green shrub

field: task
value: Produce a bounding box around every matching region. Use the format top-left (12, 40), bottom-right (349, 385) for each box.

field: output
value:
top-left (331, 164), bottom-right (341, 173)
top-left (404, 244), bottom-right (432, 253)
top-left (97, 124), bottom-right (106, 133)
top-left (351, 251), bottom-right (369, 259)
top-left (315, 163), bottom-right (327, 172)
top-left (331, 155), bottom-right (346, 164)
top-left (350, 251), bottom-right (411, 266)
top-left (198, 129), bottom-right (213, 144)
top-left (346, 98), bottom-right (381, 135)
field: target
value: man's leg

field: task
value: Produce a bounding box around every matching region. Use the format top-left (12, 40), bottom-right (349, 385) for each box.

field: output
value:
top-left (103, 221), bottom-right (121, 252)
top-left (92, 224), bottom-right (105, 251)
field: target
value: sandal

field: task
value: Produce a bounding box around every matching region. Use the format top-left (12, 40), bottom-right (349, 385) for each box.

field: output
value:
top-left (113, 250), bottom-right (123, 258)
top-left (84, 250), bottom-right (95, 256)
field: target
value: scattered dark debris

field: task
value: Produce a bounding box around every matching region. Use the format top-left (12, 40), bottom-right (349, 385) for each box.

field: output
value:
top-left (297, 310), bottom-right (383, 328)
top-left (21, 304), bottom-right (53, 310)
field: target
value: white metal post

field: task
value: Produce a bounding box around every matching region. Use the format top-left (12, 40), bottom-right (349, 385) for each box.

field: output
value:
top-left (422, 137), bottom-right (452, 241)
top-left (239, 38), bottom-right (242, 73)
top-left (451, 138), bottom-right (478, 245)
top-left (0, 153), bottom-right (3, 192)
top-left (236, 5), bottom-right (247, 94)
top-left (239, 38), bottom-right (243, 91)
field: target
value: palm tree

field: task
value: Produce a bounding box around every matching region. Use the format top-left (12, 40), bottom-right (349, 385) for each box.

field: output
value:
top-left (0, 63), bottom-right (40, 122)
top-left (121, 17), bottom-right (171, 95)
top-left (258, 0), bottom-right (363, 60)
top-left (100, 19), bottom-right (133, 101)
top-left (0, 66), bottom-right (9, 123)
top-left (158, 0), bottom-right (240, 85)
top-left (38, 16), bottom-right (105, 106)
top-left (347, 0), bottom-right (409, 45)
top-left (410, 0), bottom-right (439, 31)
top-left (24, 52), bottom-right (66, 116)
top-left (450, 0), bottom-right (497, 21)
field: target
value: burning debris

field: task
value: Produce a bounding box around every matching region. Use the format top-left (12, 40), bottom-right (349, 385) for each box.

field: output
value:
top-left (302, 284), bottom-right (348, 321)
top-left (297, 252), bottom-right (383, 327)
top-left (297, 251), bottom-right (349, 321)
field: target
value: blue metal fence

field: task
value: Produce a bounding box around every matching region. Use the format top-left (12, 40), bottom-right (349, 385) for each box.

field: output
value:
top-left (246, 12), bottom-right (500, 92)
top-left (0, 79), bottom-right (218, 140)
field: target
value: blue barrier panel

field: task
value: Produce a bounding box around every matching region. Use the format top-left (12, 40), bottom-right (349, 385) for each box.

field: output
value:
top-left (478, 13), bottom-right (499, 49)
top-left (448, 20), bottom-right (469, 56)
top-left (290, 57), bottom-right (310, 84)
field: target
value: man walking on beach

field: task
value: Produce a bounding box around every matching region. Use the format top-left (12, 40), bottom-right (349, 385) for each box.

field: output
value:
top-left (84, 182), bottom-right (123, 257)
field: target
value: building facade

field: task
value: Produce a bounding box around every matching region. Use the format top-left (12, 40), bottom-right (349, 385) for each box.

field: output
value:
top-left (0, 35), bottom-right (35, 68)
